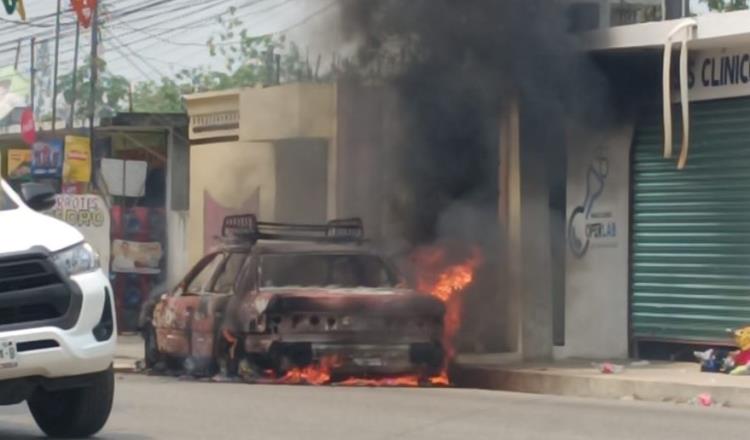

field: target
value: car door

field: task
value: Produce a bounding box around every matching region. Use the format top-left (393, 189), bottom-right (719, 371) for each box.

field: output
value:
top-left (153, 253), bottom-right (223, 357)
top-left (190, 252), bottom-right (249, 359)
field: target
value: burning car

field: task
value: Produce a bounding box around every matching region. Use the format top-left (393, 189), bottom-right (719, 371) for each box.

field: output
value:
top-left (140, 215), bottom-right (446, 383)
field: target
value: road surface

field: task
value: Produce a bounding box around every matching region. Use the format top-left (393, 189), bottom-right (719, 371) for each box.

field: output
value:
top-left (0, 374), bottom-right (748, 439)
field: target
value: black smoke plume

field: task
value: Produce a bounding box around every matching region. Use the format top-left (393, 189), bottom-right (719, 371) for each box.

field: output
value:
top-left (340, 0), bottom-right (611, 352)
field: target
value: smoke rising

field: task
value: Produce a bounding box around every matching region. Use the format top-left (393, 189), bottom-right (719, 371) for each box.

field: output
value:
top-left (341, 0), bottom-right (609, 246)
top-left (339, 0), bottom-right (612, 352)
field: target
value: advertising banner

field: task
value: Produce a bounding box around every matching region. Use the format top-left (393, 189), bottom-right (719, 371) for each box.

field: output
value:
top-left (63, 135), bottom-right (92, 183)
top-left (6, 148), bottom-right (31, 181)
top-left (31, 139), bottom-right (63, 177)
top-left (111, 240), bottom-right (163, 274)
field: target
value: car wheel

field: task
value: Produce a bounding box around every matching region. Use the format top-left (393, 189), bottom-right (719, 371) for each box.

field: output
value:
top-left (28, 367), bottom-right (115, 438)
top-left (143, 323), bottom-right (164, 369)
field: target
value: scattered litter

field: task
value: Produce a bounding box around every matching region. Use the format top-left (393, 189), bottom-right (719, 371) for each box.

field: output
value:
top-left (592, 362), bottom-right (624, 374)
top-left (729, 365), bottom-right (750, 376)
top-left (688, 393), bottom-right (715, 407)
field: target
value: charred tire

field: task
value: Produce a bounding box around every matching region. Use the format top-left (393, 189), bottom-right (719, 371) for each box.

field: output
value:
top-left (143, 323), bottom-right (163, 369)
top-left (27, 367), bottom-right (115, 438)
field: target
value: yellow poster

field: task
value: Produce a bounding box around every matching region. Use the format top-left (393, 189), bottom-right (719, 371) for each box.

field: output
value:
top-left (6, 149), bottom-right (32, 181)
top-left (63, 136), bottom-right (92, 183)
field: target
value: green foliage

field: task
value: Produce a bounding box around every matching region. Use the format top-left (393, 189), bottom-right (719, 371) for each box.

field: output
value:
top-left (59, 56), bottom-right (130, 122)
top-left (701, 0), bottom-right (749, 11)
top-left (91, 6), bottom-right (325, 114)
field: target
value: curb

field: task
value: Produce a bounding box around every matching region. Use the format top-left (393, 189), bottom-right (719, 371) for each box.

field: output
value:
top-left (114, 360), bottom-right (139, 374)
top-left (451, 364), bottom-right (750, 408)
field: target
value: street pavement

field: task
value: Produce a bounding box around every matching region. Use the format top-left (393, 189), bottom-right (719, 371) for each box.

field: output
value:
top-left (0, 374), bottom-right (749, 439)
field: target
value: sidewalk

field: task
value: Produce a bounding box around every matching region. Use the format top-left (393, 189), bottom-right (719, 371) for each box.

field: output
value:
top-left (114, 334), bottom-right (143, 373)
top-left (452, 355), bottom-right (750, 408)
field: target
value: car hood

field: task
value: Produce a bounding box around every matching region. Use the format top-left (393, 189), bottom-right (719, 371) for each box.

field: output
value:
top-left (0, 206), bottom-right (82, 254)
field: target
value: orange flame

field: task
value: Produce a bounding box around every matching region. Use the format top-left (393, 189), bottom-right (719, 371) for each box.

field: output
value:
top-left (414, 245), bottom-right (482, 359)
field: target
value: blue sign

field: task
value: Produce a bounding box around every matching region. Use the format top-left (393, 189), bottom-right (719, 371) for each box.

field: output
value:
top-left (31, 139), bottom-right (63, 177)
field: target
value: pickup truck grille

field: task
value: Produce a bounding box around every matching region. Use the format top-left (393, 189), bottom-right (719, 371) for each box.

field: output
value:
top-left (0, 254), bottom-right (71, 328)
top-left (0, 258), bottom-right (60, 294)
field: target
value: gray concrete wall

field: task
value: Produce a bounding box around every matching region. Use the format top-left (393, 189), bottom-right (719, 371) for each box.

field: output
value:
top-left (559, 122), bottom-right (634, 359)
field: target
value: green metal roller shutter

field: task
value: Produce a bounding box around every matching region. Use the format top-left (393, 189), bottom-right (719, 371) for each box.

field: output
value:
top-left (631, 96), bottom-right (750, 344)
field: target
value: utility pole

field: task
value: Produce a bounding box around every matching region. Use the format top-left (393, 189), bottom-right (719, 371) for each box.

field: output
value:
top-left (69, 22), bottom-right (81, 129)
top-left (13, 40), bottom-right (21, 70)
top-left (30, 37), bottom-right (35, 114)
top-left (88, 3), bottom-right (99, 156)
top-left (51, 0), bottom-right (62, 132)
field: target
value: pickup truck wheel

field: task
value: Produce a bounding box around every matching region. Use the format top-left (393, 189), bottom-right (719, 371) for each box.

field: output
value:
top-left (28, 367), bottom-right (115, 438)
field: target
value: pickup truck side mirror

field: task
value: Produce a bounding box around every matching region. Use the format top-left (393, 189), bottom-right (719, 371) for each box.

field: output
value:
top-left (20, 182), bottom-right (56, 212)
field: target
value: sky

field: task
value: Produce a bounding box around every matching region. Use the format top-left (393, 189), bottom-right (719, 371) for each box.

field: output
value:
top-left (0, 0), bottom-right (345, 85)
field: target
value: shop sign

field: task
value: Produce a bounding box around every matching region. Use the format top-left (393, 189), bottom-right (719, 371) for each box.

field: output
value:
top-left (46, 194), bottom-right (111, 273)
top-left (685, 48), bottom-right (750, 102)
top-left (31, 140), bottom-right (63, 177)
top-left (6, 148), bottom-right (31, 181)
top-left (63, 135), bottom-right (91, 183)
top-left (567, 146), bottom-right (618, 258)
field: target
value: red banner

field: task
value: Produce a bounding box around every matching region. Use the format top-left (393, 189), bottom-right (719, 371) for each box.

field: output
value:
top-left (20, 108), bottom-right (35, 145)
top-left (70, 0), bottom-right (96, 28)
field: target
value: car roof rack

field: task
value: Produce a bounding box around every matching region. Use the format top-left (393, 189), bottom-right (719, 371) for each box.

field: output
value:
top-left (221, 214), bottom-right (365, 244)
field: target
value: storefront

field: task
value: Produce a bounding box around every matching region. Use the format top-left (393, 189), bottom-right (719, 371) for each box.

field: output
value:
top-left (559, 13), bottom-right (750, 358)
top-left (630, 48), bottom-right (750, 350)
top-left (0, 113), bottom-right (188, 333)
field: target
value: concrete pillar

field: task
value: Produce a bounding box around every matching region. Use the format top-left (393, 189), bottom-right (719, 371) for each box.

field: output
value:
top-left (499, 99), bottom-right (522, 354)
top-left (498, 97), bottom-right (555, 360)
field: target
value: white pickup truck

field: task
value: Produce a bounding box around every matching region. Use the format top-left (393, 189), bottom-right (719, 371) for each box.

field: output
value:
top-left (0, 178), bottom-right (116, 438)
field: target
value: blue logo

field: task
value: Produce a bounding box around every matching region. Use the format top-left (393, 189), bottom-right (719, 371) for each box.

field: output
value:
top-left (568, 147), bottom-right (614, 258)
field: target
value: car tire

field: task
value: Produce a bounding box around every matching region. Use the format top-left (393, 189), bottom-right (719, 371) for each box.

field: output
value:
top-left (143, 323), bottom-right (163, 369)
top-left (27, 367), bottom-right (115, 438)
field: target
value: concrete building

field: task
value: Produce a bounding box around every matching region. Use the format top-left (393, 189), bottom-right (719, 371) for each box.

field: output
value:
top-left (543, 2), bottom-right (750, 360)
top-left (183, 82), bottom-right (394, 264)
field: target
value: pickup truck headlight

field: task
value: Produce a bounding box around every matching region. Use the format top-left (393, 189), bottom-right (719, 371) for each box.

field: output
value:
top-left (52, 242), bottom-right (100, 277)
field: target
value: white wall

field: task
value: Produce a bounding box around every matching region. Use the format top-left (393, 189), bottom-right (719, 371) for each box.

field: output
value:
top-left (558, 122), bottom-right (634, 359)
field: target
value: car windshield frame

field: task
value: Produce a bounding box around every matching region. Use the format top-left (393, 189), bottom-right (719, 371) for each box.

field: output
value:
top-left (258, 252), bottom-right (399, 290)
top-left (0, 183), bottom-right (18, 211)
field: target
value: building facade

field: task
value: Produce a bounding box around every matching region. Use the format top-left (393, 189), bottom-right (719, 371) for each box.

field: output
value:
top-left (553, 3), bottom-right (750, 359)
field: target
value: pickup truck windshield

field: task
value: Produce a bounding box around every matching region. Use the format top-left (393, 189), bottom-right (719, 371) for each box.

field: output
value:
top-left (260, 254), bottom-right (397, 289)
top-left (0, 184), bottom-right (17, 211)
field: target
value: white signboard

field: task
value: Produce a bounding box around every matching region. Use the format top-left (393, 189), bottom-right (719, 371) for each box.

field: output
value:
top-left (46, 195), bottom-right (111, 273)
top-left (685, 48), bottom-right (750, 102)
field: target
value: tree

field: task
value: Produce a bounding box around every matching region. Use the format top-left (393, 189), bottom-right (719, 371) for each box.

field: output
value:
top-left (123, 6), bottom-right (324, 114)
top-left (701, 0), bottom-right (749, 11)
top-left (132, 78), bottom-right (183, 113)
top-left (59, 56), bottom-right (130, 124)
top-left (207, 6), bottom-right (315, 88)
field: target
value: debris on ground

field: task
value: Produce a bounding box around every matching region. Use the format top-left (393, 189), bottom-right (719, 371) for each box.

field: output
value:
top-left (593, 362), bottom-right (624, 374)
top-left (629, 360), bottom-right (650, 367)
top-left (694, 326), bottom-right (750, 374)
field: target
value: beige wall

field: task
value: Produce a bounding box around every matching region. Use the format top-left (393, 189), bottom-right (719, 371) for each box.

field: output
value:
top-left (188, 141), bottom-right (276, 264)
top-left (239, 83), bottom-right (336, 141)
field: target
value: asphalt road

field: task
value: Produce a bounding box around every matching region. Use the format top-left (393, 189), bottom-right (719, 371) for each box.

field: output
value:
top-left (0, 374), bottom-right (749, 439)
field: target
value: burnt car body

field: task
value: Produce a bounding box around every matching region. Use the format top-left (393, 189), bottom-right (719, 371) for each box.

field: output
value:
top-left (140, 216), bottom-right (445, 379)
